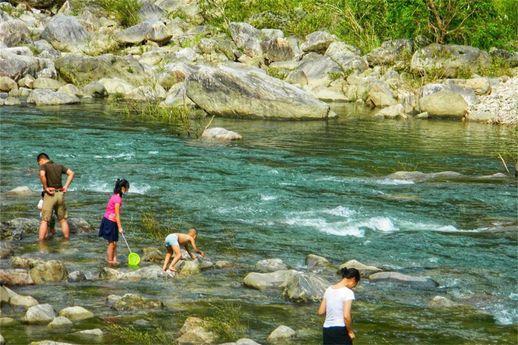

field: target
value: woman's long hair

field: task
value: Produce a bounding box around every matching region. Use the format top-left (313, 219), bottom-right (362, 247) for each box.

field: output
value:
top-left (114, 178), bottom-right (130, 197)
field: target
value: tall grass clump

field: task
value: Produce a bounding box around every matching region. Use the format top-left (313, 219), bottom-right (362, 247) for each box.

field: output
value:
top-left (206, 302), bottom-right (248, 342)
top-left (107, 324), bottom-right (168, 345)
top-left (95, 0), bottom-right (141, 27)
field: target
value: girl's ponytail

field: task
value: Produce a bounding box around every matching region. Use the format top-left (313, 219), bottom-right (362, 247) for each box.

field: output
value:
top-left (114, 178), bottom-right (130, 197)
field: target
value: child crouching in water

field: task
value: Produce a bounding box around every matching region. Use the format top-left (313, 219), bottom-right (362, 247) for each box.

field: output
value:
top-left (163, 228), bottom-right (204, 274)
top-left (98, 179), bottom-right (129, 266)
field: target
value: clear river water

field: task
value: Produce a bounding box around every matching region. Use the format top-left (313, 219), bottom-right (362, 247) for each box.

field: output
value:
top-left (0, 102), bottom-right (517, 345)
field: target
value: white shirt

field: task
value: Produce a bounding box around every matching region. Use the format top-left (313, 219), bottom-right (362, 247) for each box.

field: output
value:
top-left (323, 286), bottom-right (355, 328)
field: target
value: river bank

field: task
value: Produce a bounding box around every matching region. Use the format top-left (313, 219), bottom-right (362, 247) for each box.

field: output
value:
top-left (0, 1), bottom-right (517, 125)
top-left (1, 103), bottom-right (517, 344)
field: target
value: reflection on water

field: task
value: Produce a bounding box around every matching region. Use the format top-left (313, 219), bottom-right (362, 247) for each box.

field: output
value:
top-left (0, 102), bottom-right (517, 344)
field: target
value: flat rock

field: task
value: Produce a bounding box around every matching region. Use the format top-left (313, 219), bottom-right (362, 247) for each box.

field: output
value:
top-left (0, 241), bottom-right (13, 259)
top-left (369, 271), bottom-right (438, 289)
top-left (243, 270), bottom-right (297, 290)
top-left (306, 254), bottom-right (334, 273)
top-left (33, 77), bottom-right (64, 90)
top-left (58, 306), bottom-right (94, 321)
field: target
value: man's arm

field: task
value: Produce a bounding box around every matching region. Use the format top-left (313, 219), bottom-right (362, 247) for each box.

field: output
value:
top-left (39, 170), bottom-right (54, 195)
top-left (62, 168), bottom-right (75, 192)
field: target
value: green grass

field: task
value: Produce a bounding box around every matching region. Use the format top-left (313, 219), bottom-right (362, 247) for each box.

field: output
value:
top-left (205, 302), bottom-right (248, 342)
top-left (94, 0), bottom-right (141, 27)
top-left (106, 323), bottom-right (169, 345)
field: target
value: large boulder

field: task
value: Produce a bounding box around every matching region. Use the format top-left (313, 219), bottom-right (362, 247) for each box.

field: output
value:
top-left (55, 54), bottom-right (148, 87)
top-left (111, 293), bottom-right (163, 311)
top-left (325, 42), bottom-right (368, 73)
top-left (369, 271), bottom-right (438, 289)
top-left (0, 19), bottom-right (30, 47)
top-left (229, 22), bottom-right (262, 58)
top-left (267, 325), bottom-right (296, 344)
top-left (41, 15), bottom-right (89, 52)
top-left (420, 82), bottom-right (476, 106)
top-left (0, 51), bottom-right (50, 81)
top-left (185, 63), bottom-right (331, 119)
top-left (0, 285), bottom-right (38, 308)
top-left (301, 31), bottom-right (337, 54)
top-left (411, 43), bottom-right (490, 78)
top-left (24, 303), bottom-right (56, 324)
top-left (419, 90), bottom-right (467, 118)
top-left (367, 39), bottom-right (413, 68)
top-left (281, 271), bottom-right (329, 303)
top-left (58, 306), bottom-right (94, 321)
top-left (255, 258), bottom-right (288, 273)
top-left (30, 260), bottom-right (68, 284)
top-left (243, 270), bottom-right (297, 290)
top-left (27, 89), bottom-right (80, 105)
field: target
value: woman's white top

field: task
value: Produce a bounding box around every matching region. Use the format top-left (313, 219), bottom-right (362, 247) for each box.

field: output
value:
top-left (323, 286), bottom-right (355, 328)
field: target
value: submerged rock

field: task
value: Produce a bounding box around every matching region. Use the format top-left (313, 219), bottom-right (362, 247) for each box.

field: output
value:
top-left (0, 268), bottom-right (34, 285)
top-left (111, 293), bottom-right (163, 311)
top-left (0, 285), bottom-right (38, 309)
top-left (0, 218), bottom-right (40, 240)
top-left (201, 127), bottom-right (242, 141)
top-left (306, 254), bottom-right (334, 273)
top-left (267, 325), bottom-right (296, 344)
top-left (30, 260), bottom-right (68, 284)
top-left (185, 63), bottom-right (331, 119)
top-left (177, 316), bottom-right (216, 345)
top-left (47, 316), bottom-right (73, 329)
top-left (369, 271), bottom-right (438, 289)
top-left (255, 258), bottom-right (288, 273)
top-left (428, 296), bottom-right (462, 308)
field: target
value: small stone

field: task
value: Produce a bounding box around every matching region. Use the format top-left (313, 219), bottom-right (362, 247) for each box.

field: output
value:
top-left (256, 258), bottom-right (288, 273)
top-left (416, 111), bottom-right (429, 119)
top-left (201, 127), bottom-right (242, 141)
top-left (267, 325), bottom-right (296, 344)
top-left (215, 260), bottom-right (233, 269)
top-left (75, 328), bottom-right (103, 338)
top-left (58, 306), bottom-right (94, 321)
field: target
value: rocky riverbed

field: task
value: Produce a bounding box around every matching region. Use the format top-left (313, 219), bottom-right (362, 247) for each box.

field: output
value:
top-left (0, 0), bottom-right (516, 124)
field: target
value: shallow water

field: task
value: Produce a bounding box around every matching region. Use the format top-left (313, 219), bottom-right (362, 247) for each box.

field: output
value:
top-left (0, 102), bottom-right (517, 344)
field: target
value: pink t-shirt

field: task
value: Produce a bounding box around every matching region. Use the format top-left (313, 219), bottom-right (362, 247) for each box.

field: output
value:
top-left (104, 194), bottom-right (122, 221)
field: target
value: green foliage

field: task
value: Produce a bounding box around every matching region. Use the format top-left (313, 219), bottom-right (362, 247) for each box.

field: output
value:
top-left (94, 0), bottom-right (141, 27)
top-left (205, 302), bottom-right (247, 342)
top-left (107, 323), bottom-right (168, 345)
top-left (199, 0), bottom-right (517, 52)
top-left (266, 66), bottom-right (288, 80)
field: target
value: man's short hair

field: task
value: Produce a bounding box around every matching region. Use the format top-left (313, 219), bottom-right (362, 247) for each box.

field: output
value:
top-left (37, 153), bottom-right (49, 161)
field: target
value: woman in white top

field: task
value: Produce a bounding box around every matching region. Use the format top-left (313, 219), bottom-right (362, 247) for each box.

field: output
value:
top-left (318, 267), bottom-right (360, 345)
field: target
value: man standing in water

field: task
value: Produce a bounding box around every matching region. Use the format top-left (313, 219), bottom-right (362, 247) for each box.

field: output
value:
top-left (37, 153), bottom-right (75, 241)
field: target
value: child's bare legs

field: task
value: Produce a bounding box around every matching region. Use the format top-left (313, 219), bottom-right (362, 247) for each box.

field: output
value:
top-left (167, 245), bottom-right (182, 272)
top-left (38, 220), bottom-right (48, 241)
top-left (162, 246), bottom-right (173, 271)
top-left (107, 241), bottom-right (118, 265)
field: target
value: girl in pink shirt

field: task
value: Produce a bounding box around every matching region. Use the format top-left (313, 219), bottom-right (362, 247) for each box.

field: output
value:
top-left (98, 179), bottom-right (129, 265)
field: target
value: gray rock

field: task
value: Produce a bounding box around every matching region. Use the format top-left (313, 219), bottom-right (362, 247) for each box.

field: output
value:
top-left (375, 104), bottom-right (406, 119)
top-left (117, 20), bottom-right (172, 45)
top-left (5, 186), bottom-right (31, 195)
top-left (261, 37), bottom-right (297, 62)
top-left (0, 51), bottom-right (49, 81)
top-left (47, 316), bottom-right (72, 329)
top-left (0, 218), bottom-right (40, 240)
top-left (339, 260), bottom-right (382, 277)
top-left (68, 271), bottom-right (86, 282)
top-left (0, 19), bottom-right (30, 47)
top-left (55, 54), bottom-right (148, 87)
top-left (428, 296), bottom-right (462, 308)
top-left (30, 260), bottom-right (68, 284)
top-left (369, 271), bottom-right (438, 289)
top-left (201, 127), bottom-right (242, 141)
top-left (0, 285), bottom-right (38, 308)
top-left (112, 293), bottom-right (163, 311)
top-left (158, 62), bottom-right (199, 90)
top-left (420, 82), bottom-right (476, 106)
top-left (41, 15), bottom-right (89, 52)
top-left (34, 39), bottom-right (61, 59)
top-left (32, 77), bottom-right (64, 90)
top-left (178, 259), bottom-right (201, 276)
top-left (229, 22), bottom-right (262, 58)
top-left (236, 339), bottom-right (262, 345)
top-left (57, 84), bottom-right (81, 97)
top-left (0, 268), bottom-right (34, 285)
top-left (186, 63), bottom-right (331, 119)
top-left (215, 260), bottom-right (233, 269)
top-left (27, 89), bottom-right (80, 105)
top-left (267, 325), bottom-right (296, 344)
top-left (447, 78), bottom-right (491, 96)
top-left (75, 328), bottom-right (103, 338)
top-left (97, 78), bottom-right (134, 96)
top-left (367, 39), bottom-right (413, 68)
top-left (325, 42), bottom-right (368, 73)
top-left (243, 270), bottom-right (297, 290)
top-left (281, 271), bottom-right (329, 303)
top-left (58, 306), bottom-right (93, 321)
top-left (3, 96), bottom-right (20, 105)
top-left (288, 52), bottom-right (342, 88)
top-left (301, 31), bottom-right (337, 53)
top-left (105, 294), bottom-right (122, 307)
top-left (411, 43), bottom-right (490, 78)
top-left (0, 241), bottom-right (13, 259)
top-left (419, 90), bottom-right (467, 118)
top-left (139, 0), bottom-right (166, 21)
top-left (255, 259), bottom-right (288, 273)
top-left (306, 254), bottom-right (333, 273)
top-left (82, 81), bottom-right (106, 98)
top-left (24, 303), bottom-right (56, 324)
top-left (366, 82), bottom-right (397, 108)
top-left (142, 247), bottom-right (163, 264)
top-left (0, 317), bottom-right (16, 326)
top-left (18, 75), bottom-right (35, 88)
top-left (489, 47), bottom-right (518, 67)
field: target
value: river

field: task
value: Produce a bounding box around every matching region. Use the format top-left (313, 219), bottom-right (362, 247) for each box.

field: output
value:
top-left (0, 102), bottom-right (516, 344)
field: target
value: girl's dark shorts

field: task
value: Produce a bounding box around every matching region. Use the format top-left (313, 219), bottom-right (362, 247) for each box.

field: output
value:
top-left (98, 217), bottom-right (118, 242)
top-left (323, 326), bottom-right (352, 345)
